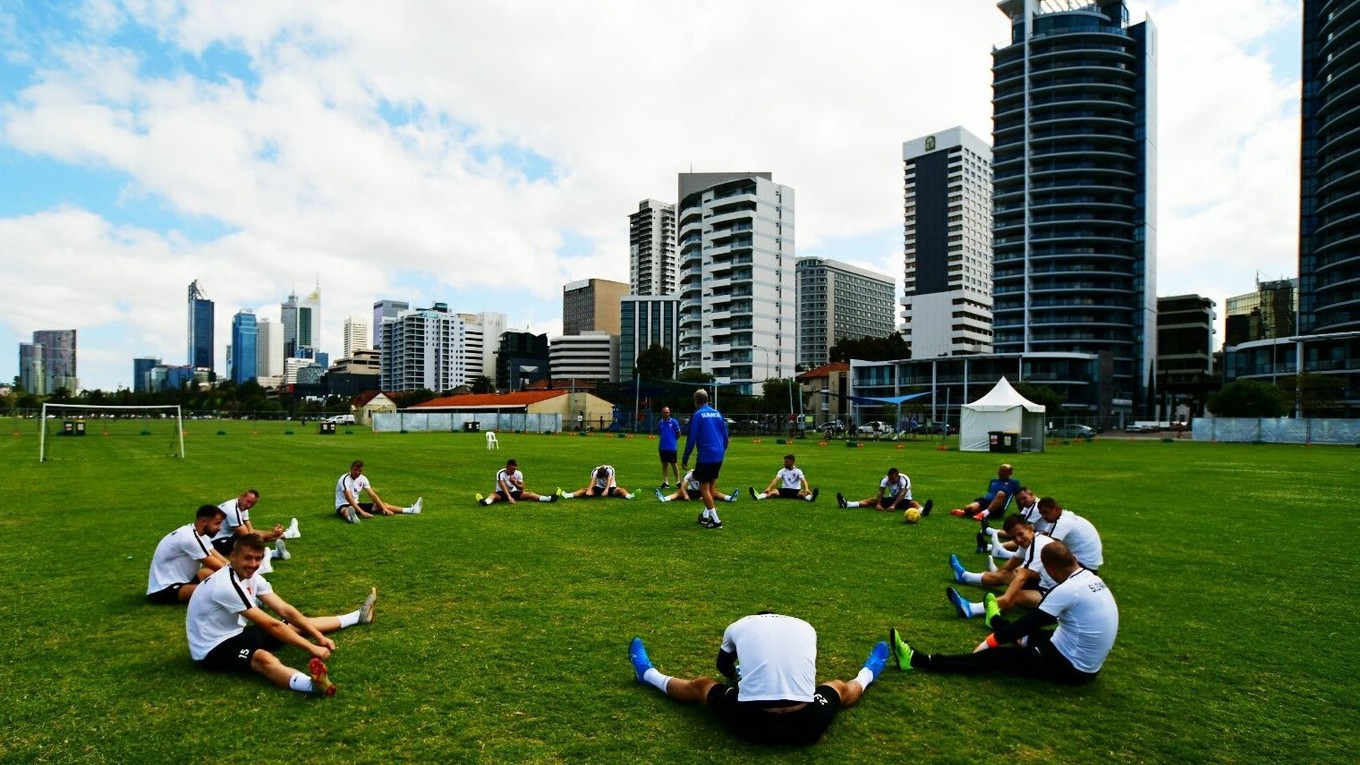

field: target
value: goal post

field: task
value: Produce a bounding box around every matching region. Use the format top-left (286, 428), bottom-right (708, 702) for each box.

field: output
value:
top-left (39, 403), bottom-right (185, 462)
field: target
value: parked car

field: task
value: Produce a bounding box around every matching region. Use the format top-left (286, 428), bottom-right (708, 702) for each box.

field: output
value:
top-left (1051, 423), bottom-right (1095, 438)
top-left (1124, 422), bottom-right (1158, 433)
top-left (855, 421), bottom-right (895, 437)
top-left (328, 414), bottom-right (356, 425)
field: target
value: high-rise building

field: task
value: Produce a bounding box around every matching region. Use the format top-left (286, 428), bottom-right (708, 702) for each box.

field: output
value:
top-left (379, 303), bottom-right (484, 393)
top-left (991, 0), bottom-right (1157, 411)
top-left (343, 316), bottom-right (370, 359)
top-left (549, 332), bottom-right (619, 383)
top-left (1300, 0), bottom-right (1360, 335)
top-left (372, 300), bottom-right (409, 349)
top-left (1225, 278), bottom-right (1297, 347)
top-left (256, 318), bottom-right (284, 381)
top-left (32, 329), bottom-right (78, 393)
top-left (496, 331), bottom-right (549, 392)
top-left (1157, 294), bottom-right (1215, 384)
top-left (458, 311), bottom-right (506, 383)
top-left (133, 356), bottom-right (160, 393)
top-left (187, 280), bottom-right (214, 372)
top-left (901, 127), bottom-right (994, 359)
top-left (19, 342), bottom-right (44, 395)
top-left (281, 287), bottom-right (321, 360)
top-left (630, 199), bottom-right (677, 296)
top-left (796, 258), bottom-right (897, 370)
top-left (230, 310), bottom-right (258, 385)
top-left (563, 278), bottom-right (628, 336)
top-left (619, 296), bottom-right (680, 381)
top-left (676, 172), bottom-right (796, 393)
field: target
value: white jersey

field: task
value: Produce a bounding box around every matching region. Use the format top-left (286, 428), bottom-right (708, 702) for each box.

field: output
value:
top-left (1019, 533), bottom-right (1059, 592)
top-left (1046, 510), bottom-right (1104, 569)
top-left (1040, 569), bottom-right (1118, 673)
top-left (1017, 501), bottom-right (1042, 528)
top-left (681, 470), bottom-right (700, 493)
top-left (880, 473), bottom-right (911, 501)
top-left (590, 465), bottom-right (616, 489)
top-left (720, 613), bottom-right (818, 703)
top-left (185, 564), bottom-right (273, 660)
top-left (776, 467), bottom-right (806, 490)
top-left (212, 497), bottom-right (250, 542)
top-left (336, 473), bottom-right (372, 508)
top-left (147, 523), bottom-right (215, 594)
top-left (495, 468), bottom-right (524, 493)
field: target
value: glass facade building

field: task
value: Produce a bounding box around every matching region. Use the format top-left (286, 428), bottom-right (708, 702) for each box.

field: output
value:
top-left (187, 280), bottom-right (214, 372)
top-left (231, 310), bottom-right (258, 385)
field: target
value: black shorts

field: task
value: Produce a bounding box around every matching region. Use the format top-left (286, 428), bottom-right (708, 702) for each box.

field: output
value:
top-left (494, 490), bottom-right (522, 500)
top-left (210, 537), bottom-right (235, 557)
top-left (659, 450), bottom-right (678, 464)
top-left (777, 488), bottom-right (801, 499)
top-left (336, 502), bottom-right (375, 518)
top-left (583, 486), bottom-right (612, 498)
top-left (693, 461), bottom-right (723, 483)
top-left (146, 578), bottom-right (199, 605)
top-left (199, 627), bottom-right (282, 674)
top-left (706, 684), bottom-right (842, 746)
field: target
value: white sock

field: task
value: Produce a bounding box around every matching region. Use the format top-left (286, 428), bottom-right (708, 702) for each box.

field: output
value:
top-left (993, 542), bottom-right (1017, 560)
top-left (855, 666), bottom-right (876, 689)
top-left (968, 601), bottom-right (986, 617)
top-left (846, 501), bottom-right (861, 508)
top-left (983, 527), bottom-right (1000, 538)
top-left (962, 571), bottom-right (984, 585)
top-left (625, 492), bottom-right (635, 499)
top-left (338, 610), bottom-right (361, 629)
top-left (482, 497), bottom-right (493, 506)
top-left (754, 492), bottom-right (764, 500)
top-left (642, 668), bottom-right (671, 693)
top-left (288, 672), bottom-right (315, 694)
top-left (707, 508), bottom-right (721, 523)
top-left (805, 495), bottom-right (814, 502)
top-left (661, 496), bottom-right (671, 503)
top-left (563, 491), bottom-right (576, 499)
top-left (985, 556), bottom-right (998, 573)
top-left (538, 495), bottom-right (553, 502)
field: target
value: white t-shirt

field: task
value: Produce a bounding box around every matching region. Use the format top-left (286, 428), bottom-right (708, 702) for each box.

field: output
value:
top-left (185, 564), bottom-right (273, 660)
top-left (682, 470), bottom-right (700, 493)
top-left (1039, 569), bottom-right (1119, 673)
top-left (336, 472), bottom-right (372, 508)
top-left (590, 465), bottom-right (616, 489)
top-left (720, 613), bottom-right (818, 703)
top-left (495, 468), bottom-right (524, 493)
top-left (1018, 501), bottom-right (1041, 527)
top-left (776, 467), bottom-right (805, 490)
top-left (147, 523), bottom-right (215, 594)
top-left (1020, 533), bottom-right (1059, 591)
top-left (212, 497), bottom-right (250, 542)
top-left (880, 474), bottom-right (911, 501)
top-left (1046, 510), bottom-right (1104, 569)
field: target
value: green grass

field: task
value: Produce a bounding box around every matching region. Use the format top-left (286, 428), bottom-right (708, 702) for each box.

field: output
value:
top-left (2, 419), bottom-right (1357, 764)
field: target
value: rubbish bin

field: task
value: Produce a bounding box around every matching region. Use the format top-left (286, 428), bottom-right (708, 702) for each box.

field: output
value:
top-left (319, 421), bottom-right (336, 435)
top-left (463, 421), bottom-right (481, 432)
top-left (74, 420), bottom-right (86, 436)
top-left (989, 431), bottom-right (1018, 453)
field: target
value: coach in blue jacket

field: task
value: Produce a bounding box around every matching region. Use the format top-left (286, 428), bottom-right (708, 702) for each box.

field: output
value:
top-left (682, 389), bottom-right (730, 529)
top-left (657, 406), bottom-right (682, 488)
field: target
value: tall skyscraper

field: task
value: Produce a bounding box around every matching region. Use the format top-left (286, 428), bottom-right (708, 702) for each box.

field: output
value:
top-left (379, 303), bottom-right (484, 393)
top-left (19, 342), bottom-right (44, 395)
top-left (187, 280), bottom-right (214, 371)
top-left (902, 127), bottom-right (994, 359)
top-left (281, 287), bottom-right (321, 360)
top-left (372, 299), bottom-right (409, 349)
top-left (676, 172), bottom-right (796, 392)
top-left (991, 0), bottom-right (1157, 409)
top-left (256, 318), bottom-right (284, 380)
top-left (796, 258), bottom-right (896, 369)
top-left (32, 329), bottom-right (78, 393)
top-left (343, 316), bottom-right (370, 359)
top-left (619, 296), bottom-right (680, 380)
top-left (1300, 0), bottom-right (1360, 335)
top-left (563, 278), bottom-right (628, 336)
top-left (630, 199), bottom-right (677, 296)
top-left (133, 356), bottom-right (160, 393)
top-left (231, 310), bottom-right (258, 384)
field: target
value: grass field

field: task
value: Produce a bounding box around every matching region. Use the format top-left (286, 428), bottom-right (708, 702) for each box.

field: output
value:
top-left (2, 418), bottom-right (1357, 764)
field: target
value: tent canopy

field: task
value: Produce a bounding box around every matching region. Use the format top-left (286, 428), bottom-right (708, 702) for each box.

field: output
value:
top-left (959, 377), bottom-right (1046, 452)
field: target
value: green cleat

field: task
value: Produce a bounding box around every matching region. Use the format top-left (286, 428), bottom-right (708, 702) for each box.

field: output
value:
top-left (983, 593), bottom-right (1001, 626)
top-left (889, 627), bottom-right (914, 671)
top-left (474, 493), bottom-right (484, 504)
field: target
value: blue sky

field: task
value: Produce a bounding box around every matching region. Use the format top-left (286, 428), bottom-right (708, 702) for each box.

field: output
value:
top-left (0, 0), bottom-right (1303, 391)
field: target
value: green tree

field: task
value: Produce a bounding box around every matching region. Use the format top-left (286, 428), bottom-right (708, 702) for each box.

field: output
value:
top-left (1012, 381), bottom-right (1066, 413)
top-left (1278, 372), bottom-right (1345, 417)
top-left (470, 375), bottom-right (496, 394)
top-left (1206, 379), bottom-right (1291, 417)
top-left (634, 344), bottom-right (675, 382)
top-left (829, 333), bottom-right (910, 364)
top-left (760, 378), bottom-right (798, 414)
top-left (677, 368), bottom-right (715, 384)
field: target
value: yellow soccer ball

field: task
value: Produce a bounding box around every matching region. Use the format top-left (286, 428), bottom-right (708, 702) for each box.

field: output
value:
top-left (904, 507), bottom-right (922, 524)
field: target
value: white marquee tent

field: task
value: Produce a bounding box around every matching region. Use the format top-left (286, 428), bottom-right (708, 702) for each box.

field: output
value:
top-left (959, 377), bottom-right (1046, 453)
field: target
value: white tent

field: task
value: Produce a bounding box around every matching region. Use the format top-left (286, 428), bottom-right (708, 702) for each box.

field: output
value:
top-left (959, 377), bottom-right (1046, 453)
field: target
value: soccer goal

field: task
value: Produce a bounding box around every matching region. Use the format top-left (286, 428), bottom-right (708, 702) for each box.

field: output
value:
top-left (38, 403), bottom-right (185, 462)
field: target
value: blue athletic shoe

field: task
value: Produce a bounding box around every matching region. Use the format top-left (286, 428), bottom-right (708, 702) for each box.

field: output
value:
top-left (946, 586), bottom-right (973, 619)
top-left (863, 641), bottom-right (890, 680)
top-left (949, 553), bottom-right (966, 583)
top-left (629, 637), bottom-right (654, 682)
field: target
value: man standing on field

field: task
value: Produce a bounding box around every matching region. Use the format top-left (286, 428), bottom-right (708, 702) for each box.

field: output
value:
top-left (682, 388), bottom-right (729, 529)
top-left (657, 406), bottom-right (682, 488)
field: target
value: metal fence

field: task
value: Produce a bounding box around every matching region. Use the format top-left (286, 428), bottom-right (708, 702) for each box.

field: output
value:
top-left (371, 412), bottom-right (562, 434)
top-left (1192, 417), bottom-right (1360, 444)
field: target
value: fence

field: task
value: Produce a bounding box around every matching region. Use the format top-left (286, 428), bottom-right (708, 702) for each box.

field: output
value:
top-left (1193, 417), bottom-right (1360, 444)
top-left (372, 412), bottom-right (562, 434)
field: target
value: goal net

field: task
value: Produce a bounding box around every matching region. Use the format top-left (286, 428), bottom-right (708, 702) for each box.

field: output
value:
top-left (38, 404), bottom-right (185, 462)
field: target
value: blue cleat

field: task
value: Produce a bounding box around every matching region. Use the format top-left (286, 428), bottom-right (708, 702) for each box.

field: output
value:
top-left (863, 641), bottom-right (890, 680)
top-left (949, 553), bottom-right (966, 583)
top-left (946, 586), bottom-right (973, 619)
top-left (629, 637), bottom-right (654, 682)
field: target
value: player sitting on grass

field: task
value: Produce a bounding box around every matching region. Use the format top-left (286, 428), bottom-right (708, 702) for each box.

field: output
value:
top-left (1031, 497), bottom-right (1104, 573)
top-left (335, 459), bottom-right (422, 523)
top-left (835, 467), bottom-right (932, 514)
top-left (946, 514), bottom-right (1055, 620)
top-left (890, 540), bottom-right (1118, 685)
top-left (185, 534), bottom-right (378, 697)
top-left (655, 469), bottom-right (739, 504)
top-left (209, 489), bottom-right (295, 573)
top-left (949, 462), bottom-right (1018, 519)
top-left (978, 486), bottom-right (1038, 556)
top-left (476, 458), bottom-right (559, 505)
top-left (146, 504), bottom-right (229, 605)
top-left (749, 454), bottom-right (819, 502)
top-left (629, 613), bottom-right (890, 746)
top-left (560, 465), bottom-right (634, 499)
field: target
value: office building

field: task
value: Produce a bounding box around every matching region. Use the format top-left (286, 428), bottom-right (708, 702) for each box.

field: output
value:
top-left (464, 311), bottom-right (506, 382)
top-left (372, 300), bottom-right (409, 349)
top-left (281, 287), bottom-right (321, 360)
top-left (563, 278), bottom-right (628, 336)
top-left (676, 172), bottom-right (796, 393)
top-left (1156, 294), bottom-right (1216, 416)
top-left (187, 280), bottom-right (214, 372)
top-left (630, 199), bottom-right (677, 296)
top-left (19, 342), bottom-right (44, 395)
top-left (230, 310), bottom-right (258, 385)
top-left (619, 296), bottom-right (680, 380)
top-left (497, 331), bottom-right (550, 392)
top-left (901, 127), bottom-right (994, 358)
top-left (343, 317), bottom-right (370, 359)
top-left (549, 332), bottom-right (619, 383)
top-left (1225, 278), bottom-right (1297, 347)
top-left (796, 258), bottom-right (896, 370)
top-left (255, 319), bottom-right (284, 380)
top-left (379, 303), bottom-right (483, 393)
top-left (991, 0), bottom-right (1157, 413)
top-left (32, 329), bottom-right (78, 393)
top-left (133, 356), bottom-right (159, 393)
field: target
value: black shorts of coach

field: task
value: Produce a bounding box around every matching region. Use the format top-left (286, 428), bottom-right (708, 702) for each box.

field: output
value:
top-left (693, 461), bottom-right (723, 483)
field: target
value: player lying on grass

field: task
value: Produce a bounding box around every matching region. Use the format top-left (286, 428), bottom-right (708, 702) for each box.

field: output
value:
top-left (629, 613), bottom-right (889, 746)
top-left (335, 459), bottom-right (422, 523)
top-left (946, 514), bottom-right (1056, 619)
top-left (185, 534), bottom-right (378, 697)
top-left (560, 465), bottom-right (635, 499)
top-left (749, 454), bottom-right (819, 502)
top-left (146, 504), bottom-right (229, 605)
top-left (476, 458), bottom-right (559, 505)
top-left (891, 540), bottom-right (1118, 685)
top-left (835, 467), bottom-right (932, 514)
top-left (655, 469), bottom-right (739, 504)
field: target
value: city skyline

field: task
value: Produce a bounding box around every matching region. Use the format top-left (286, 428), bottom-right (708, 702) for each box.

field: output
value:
top-left (0, 1), bottom-right (1303, 391)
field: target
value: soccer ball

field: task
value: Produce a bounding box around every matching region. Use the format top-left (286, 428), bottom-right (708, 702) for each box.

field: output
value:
top-left (904, 507), bottom-right (922, 524)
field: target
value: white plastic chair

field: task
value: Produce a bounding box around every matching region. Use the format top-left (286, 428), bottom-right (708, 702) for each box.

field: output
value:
top-left (485, 431), bottom-right (499, 450)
